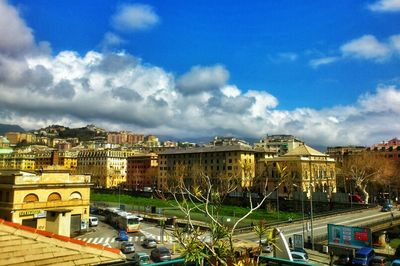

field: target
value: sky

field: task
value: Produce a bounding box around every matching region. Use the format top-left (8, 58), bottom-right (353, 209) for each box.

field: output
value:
top-left (0, 0), bottom-right (400, 147)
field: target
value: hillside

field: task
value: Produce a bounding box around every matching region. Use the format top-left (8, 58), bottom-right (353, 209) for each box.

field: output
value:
top-left (0, 123), bottom-right (25, 136)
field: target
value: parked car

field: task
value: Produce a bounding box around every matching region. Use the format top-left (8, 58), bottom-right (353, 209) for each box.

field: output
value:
top-left (120, 241), bottom-right (135, 254)
top-left (336, 253), bottom-right (353, 265)
top-left (392, 259), bottom-right (400, 266)
top-left (118, 230), bottom-right (129, 241)
top-left (381, 205), bottom-right (392, 212)
top-left (132, 252), bottom-right (150, 265)
top-left (291, 250), bottom-right (309, 262)
top-left (150, 247), bottom-right (172, 262)
top-left (142, 236), bottom-right (157, 248)
top-left (89, 216), bottom-right (98, 227)
top-left (352, 247), bottom-right (375, 265)
top-left (370, 255), bottom-right (390, 266)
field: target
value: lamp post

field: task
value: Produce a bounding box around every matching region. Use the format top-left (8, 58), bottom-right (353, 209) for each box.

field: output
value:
top-left (309, 183), bottom-right (314, 250)
top-left (276, 187), bottom-right (280, 221)
top-left (293, 184), bottom-right (305, 243)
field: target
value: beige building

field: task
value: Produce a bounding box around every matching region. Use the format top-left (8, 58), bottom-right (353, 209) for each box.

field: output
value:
top-left (0, 152), bottom-right (35, 170)
top-left (259, 144), bottom-right (336, 198)
top-left (0, 169), bottom-right (91, 237)
top-left (158, 144), bottom-right (257, 191)
top-left (254, 134), bottom-right (304, 156)
top-left (77, 149), bottom-right (135, 188)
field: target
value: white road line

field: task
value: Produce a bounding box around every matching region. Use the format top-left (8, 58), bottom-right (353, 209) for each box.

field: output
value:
top-left (104, 237), bottom-right (110, 243)
top-left (82, 238), bottom-right (88, 242)
top-left (92, 237), bottom-right (99, 244)
top-left (86, 238), bottom-right (93, 243)
top-left (111, 238), bottom-right (115, 243)
top-left (98, 237), bottom-right (104, 243)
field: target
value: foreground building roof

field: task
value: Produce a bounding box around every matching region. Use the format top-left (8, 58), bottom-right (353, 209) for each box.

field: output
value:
top-left (0, 218), bottom-right (125, 266)
top-left (283, 144), bottom-right (327, 157)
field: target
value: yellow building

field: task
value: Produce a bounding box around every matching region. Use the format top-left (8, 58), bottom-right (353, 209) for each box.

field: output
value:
top-left (77, 149), bottom-right (135, 188)
top-left (0, 152), bottom-right (35, 170)
top-left (0, 169), bottom-right (91, 237)
top-left (58, 150), bottom-right (79, 174)
top-left (157, 144), bottom-right (257, 191)
top-left (259, 144), bottom-right (336, 198)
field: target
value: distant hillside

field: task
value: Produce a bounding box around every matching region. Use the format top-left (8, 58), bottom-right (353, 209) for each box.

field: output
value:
top-left (0, 123), bottom-right (25, 136)
top-left (58, 126), bottom-right (106, 141)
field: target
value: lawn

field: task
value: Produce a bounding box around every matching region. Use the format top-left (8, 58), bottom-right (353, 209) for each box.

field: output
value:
top-left (91, 192), bottom-right (300, 227)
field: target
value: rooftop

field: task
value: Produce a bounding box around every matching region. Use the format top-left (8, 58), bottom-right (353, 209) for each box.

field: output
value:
top-left (158, 144), bottom-right (257, 155)
top-left (0, 218), bottom-right (125, 265)
top-left (283, 144), bottom-right (327, 157)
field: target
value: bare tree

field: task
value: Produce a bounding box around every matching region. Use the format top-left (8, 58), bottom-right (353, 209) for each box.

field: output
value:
top-left (169, 161), bottom-right (288, 265)
top-left (342, 152), bottom-right (394, 203)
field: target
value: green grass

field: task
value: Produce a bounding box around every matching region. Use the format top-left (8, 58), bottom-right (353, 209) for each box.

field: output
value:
top-left (390, 238), bottom-right (400, 249)
top-left (91, 192), bottom-right (301, 227)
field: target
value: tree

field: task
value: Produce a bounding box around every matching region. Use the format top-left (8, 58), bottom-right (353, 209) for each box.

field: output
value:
top-left (169, 161), bottom-right (289, 266)
top-left (341, 152), bottom-right (394, 203)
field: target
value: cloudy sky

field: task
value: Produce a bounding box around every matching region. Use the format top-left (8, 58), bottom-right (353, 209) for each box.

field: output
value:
top-left (0, 0), bottom-right (400, 147)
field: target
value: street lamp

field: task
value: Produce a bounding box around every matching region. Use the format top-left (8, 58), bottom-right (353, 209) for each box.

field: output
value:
top-left (276, 187), bottom-right (280, 221)
top-left (293, 184), bottom-right (305, 243)
top-left (309, 183), bottom-right (314, 250)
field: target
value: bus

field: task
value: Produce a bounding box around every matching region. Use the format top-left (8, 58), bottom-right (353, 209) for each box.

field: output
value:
top-left (104, 208), bottom-right (141, 233)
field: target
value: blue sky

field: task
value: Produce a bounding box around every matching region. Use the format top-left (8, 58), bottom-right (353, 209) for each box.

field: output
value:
top-left (0, 0), bottom-right (400, 146)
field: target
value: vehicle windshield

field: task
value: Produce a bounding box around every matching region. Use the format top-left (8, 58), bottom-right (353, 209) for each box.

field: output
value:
top-left (355, 254), bottom-right (367, 259)
top-left (124, 243), bottom-right (134, 247)
top-left (128, 218), bottom-right (139, 225)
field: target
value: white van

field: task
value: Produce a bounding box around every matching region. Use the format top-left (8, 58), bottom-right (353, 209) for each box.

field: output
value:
top-left (89, 216), bottom-right (98, 227)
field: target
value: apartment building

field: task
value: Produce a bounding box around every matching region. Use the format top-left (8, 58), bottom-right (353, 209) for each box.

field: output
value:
top-left (326, 146), bottom-right (366, 166)
top-left (0, 169), bottom-right (91, 237)
top-left (126, 153), bottom-right (158, 190)
top-left (157, 144), bottom-right (257, 191)
top-left (259, 144), bottom-right (336, 198)
top-left (5, 132), bottom-right (36, 145)
top-left (0, 152), bottom-right (35, 170)
top-left (77, 149), bottom-right (135, 188)
top-left (254, 134), bottom-right (304, 156)
top-left (107, 132), bottom-right (144, 145)
top-left (368, 138), bottom-right (400, 161)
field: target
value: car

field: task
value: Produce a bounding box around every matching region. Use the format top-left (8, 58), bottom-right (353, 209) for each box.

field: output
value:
top-left (89, 216), bottom-right (98, 227)
top-left (120, 241), bottom-right (135, 254)
top-left (118, 230), bottom-right (129, 241)
top-left (381, 206), bottom-right (392, 212)
top-left (150, 247), bottom-right (172, 262)
top-left (370, 255), bottom-right (390, 266)
top-left (142, 236), bottom-right (157, 248)
top-left (352, 247), bottom-right (374, 265)
top-left (291, 250), bottom-right (309, 262)
top-left (392, 259), bottom-right (400, 266)
top-left (259, 239), bottom-right (272, 253)
top-left (132, 252), bottom-right (150, 265)
top-left (336, 253), bottom-right (353, 265)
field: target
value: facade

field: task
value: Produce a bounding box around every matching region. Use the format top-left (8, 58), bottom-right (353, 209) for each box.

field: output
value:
top-left (254, 134), bottom-right (304, 156)
top-left (157, 144), bottom-right (257, 191)
top-left (0, 152), bottom-right (35, 170)
top-left (126, 153), bottom-right (158, 190)
top-left (326, 146), bottom-right (366, 166)
top-left (77, 149), bottom-right (135, 188)
top-left (210, 136), bottom-right (251, 147)
top-left (368, 138), bottom-right (400, 161)
top-left (259, 144), bottom-right (336, 198)
top-left (0, 169), bottom-right (91, 237)
top-left (5, 132), bottom-right (36, 145)
top-left (107, 131), bottom-right (144, 145)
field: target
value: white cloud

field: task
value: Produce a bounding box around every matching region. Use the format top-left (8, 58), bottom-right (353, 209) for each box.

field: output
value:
top-left (340, 35), bottom-right (391, 61)
top-left (309, 57), bottom-right (339, 68)
top-left (368, 0), bottom-right (400, 12)
top-left (390, 34), bottom-right (400, 52)
top-left (111, 4), bottom-right (159, 32)
top-left (100, 32), bottom-right (125, 50)
top-left (221, 85), bottom-right (241, 97)
top-left (1, 0), bottom-right (400, 147)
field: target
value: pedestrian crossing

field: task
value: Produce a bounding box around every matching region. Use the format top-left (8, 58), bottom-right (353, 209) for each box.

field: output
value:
top-left (76, 235), bottom-right (175, 247)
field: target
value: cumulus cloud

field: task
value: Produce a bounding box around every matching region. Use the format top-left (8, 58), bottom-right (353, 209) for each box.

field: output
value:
top-left (176, 65), bottom-right (229, 95)
top-left (100, 32), bottom-right (125, 50)
top-left (368, 0), bottom-right (400, 12)
top-left (310, 34), bottom-right (400, 67)
top-left (1, 0), bottom-right (400, 147)
top-left (340, 35), bottom-right (391, 61)
top-left (111, 4), bottom-right (159, 32)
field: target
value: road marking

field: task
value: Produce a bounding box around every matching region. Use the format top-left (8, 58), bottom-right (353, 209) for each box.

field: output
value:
top-left (87, 238), bottom-right (93, 243)
top-left (128, 237), bottom-right (133, 241)
top-left (92, 237), bottom-right (99, 244)
top-left (82, 238), bottom-right (88, 242)
top-left (98, 237), bottom-right (104, 243)
top-left (111, 238), bottom-right (115, 243)
top-left (105, 237), bottom-right (110, 243)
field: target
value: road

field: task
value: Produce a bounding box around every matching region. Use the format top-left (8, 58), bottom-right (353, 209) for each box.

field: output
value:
top-left (236, 206), bottom-right (399, 243)
top-left (75, 215), bottom-right (178, 260)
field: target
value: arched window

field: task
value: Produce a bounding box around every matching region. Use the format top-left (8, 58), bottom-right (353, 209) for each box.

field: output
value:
top-left (23, 193), bottom-right (39, 203)
top-left (69, 192), bottom-right (82, 200)
top-left (47, 192), bottom-right (62, 201)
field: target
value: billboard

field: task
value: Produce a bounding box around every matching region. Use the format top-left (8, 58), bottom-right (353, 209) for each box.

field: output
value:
top-left (327, 224), bottom-right (372, 248)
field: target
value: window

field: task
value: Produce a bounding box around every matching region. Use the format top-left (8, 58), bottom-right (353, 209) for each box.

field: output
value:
top-left (48, 192), bottom-right (62, 201)
top-left (69, 192), bottom-right (82, 200)
top-left (23, 193), bottom-right (39, 203)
